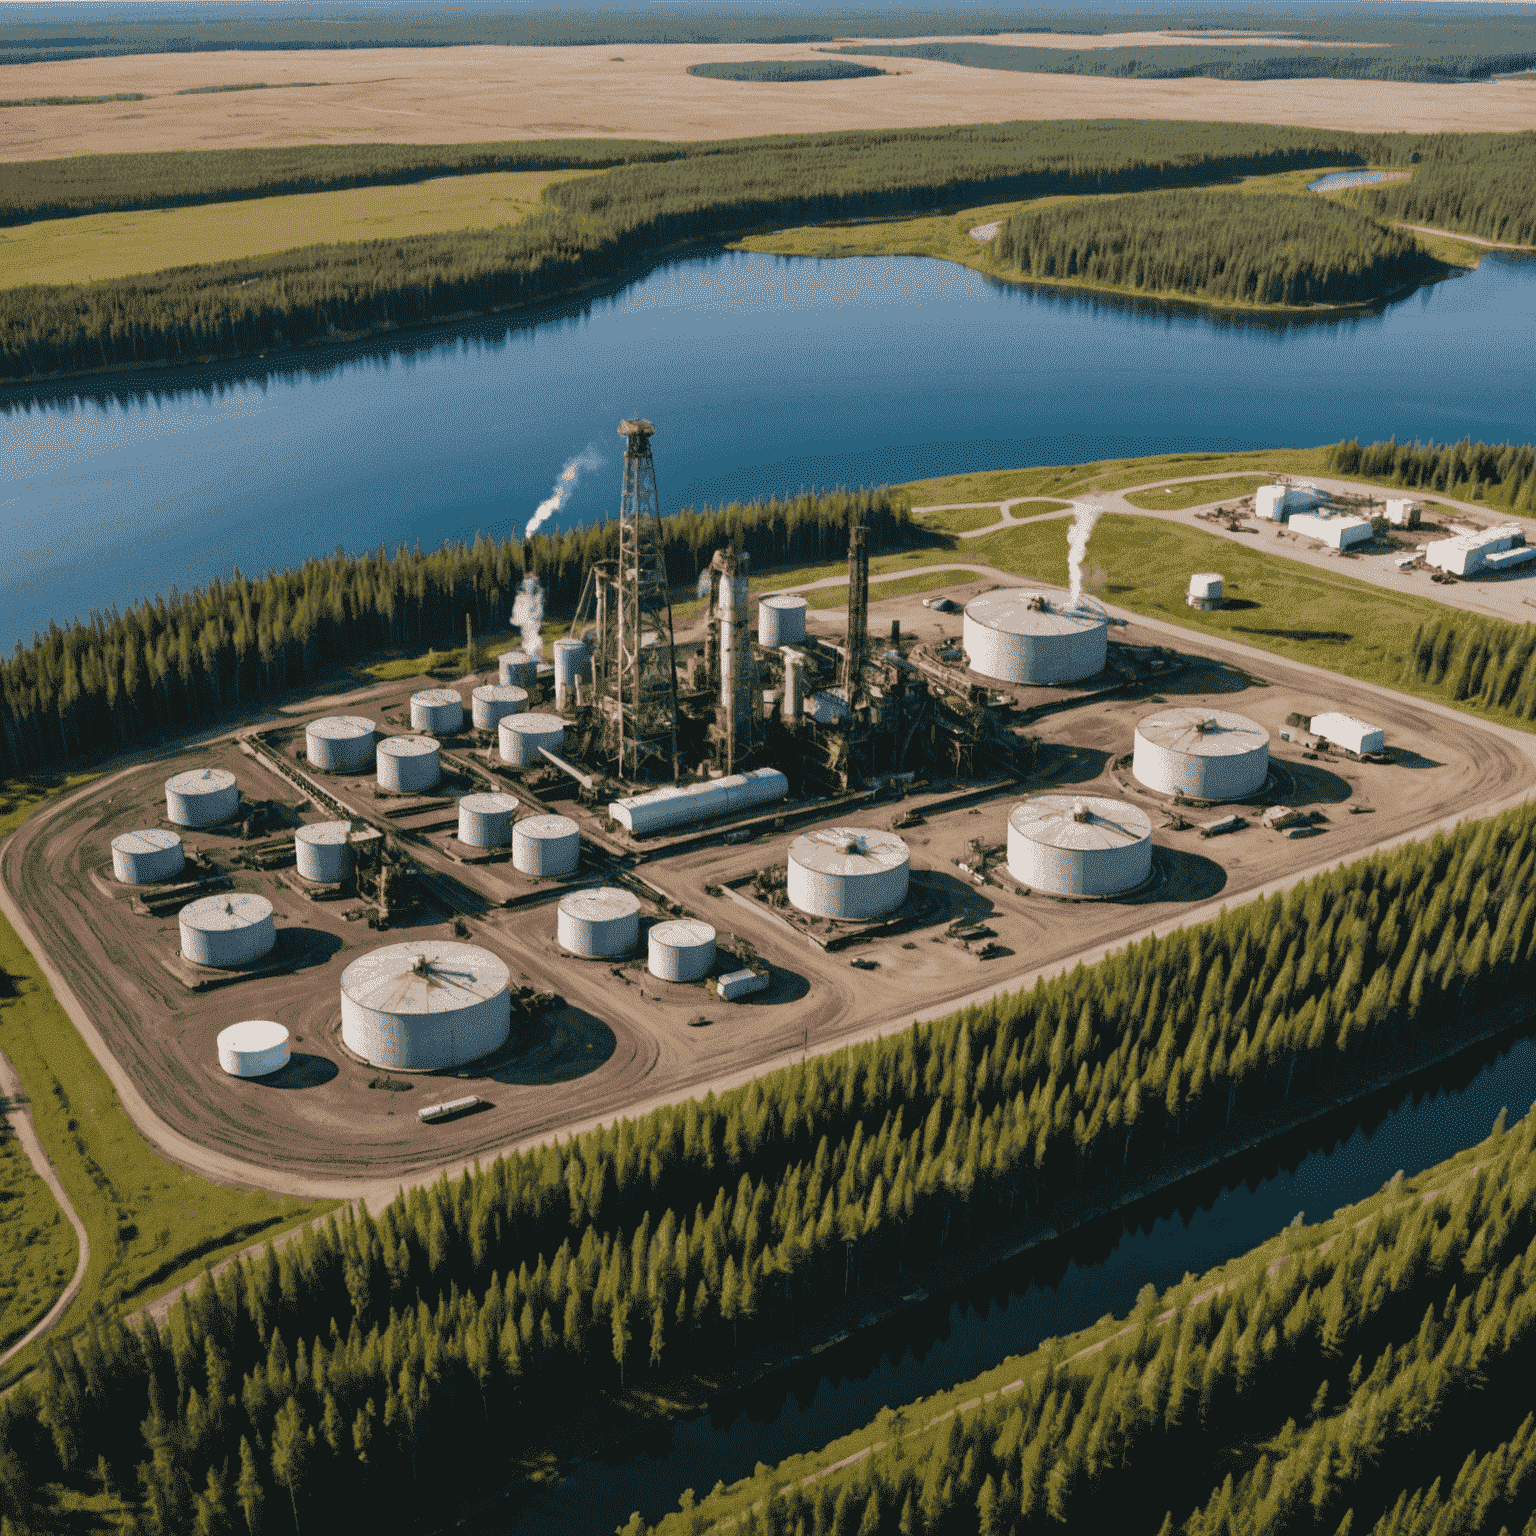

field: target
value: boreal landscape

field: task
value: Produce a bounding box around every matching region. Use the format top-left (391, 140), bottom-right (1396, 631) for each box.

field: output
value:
top-left (2, 2), bottom-right (1536, 1534)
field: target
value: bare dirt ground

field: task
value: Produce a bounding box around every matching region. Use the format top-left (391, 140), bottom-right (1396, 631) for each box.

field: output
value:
top-left (5, 42), bottom-right (1534, 163)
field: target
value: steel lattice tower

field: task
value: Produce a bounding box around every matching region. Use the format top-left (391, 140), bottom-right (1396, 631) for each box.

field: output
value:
top-left (841, 523), bottom-right (870, 704)
top-left (614, 419), bottom-right (679, 780)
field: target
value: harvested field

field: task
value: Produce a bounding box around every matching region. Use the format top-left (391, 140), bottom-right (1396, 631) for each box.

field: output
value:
top-left (4, 43), bottom-right (1534, 164)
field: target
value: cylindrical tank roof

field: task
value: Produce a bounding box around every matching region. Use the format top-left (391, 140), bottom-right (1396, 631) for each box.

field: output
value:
top-left (112, 828), bottom-right (181, 857)
top-left (217, 1020), bottom-right (291, 1078)
top-left (412, 688), bottom-right (461, 708)
top-left (295, 820), bottom-right (351, 848)
top-left (179, 892), bottom-right (274, 932)
top-left (460, 792), bottom-right (518, 816)
top-left (558, 887), bottom-right (640, 924)
top-left (165, 767), bottom-right (236, 797)
top-left (378, 735), bottom-right (439, 759)
top-left (306, 715), bottom-right (375, 743)
top-left (964, 589), bottom-right (1106, 641)
top-left (1136, 708), bottom-right (1268, 758)
top-left (1007, 795), bottom-right (1153, 851)
top-left (788, 826), bottom-right (909, 878)
top-left (502, 712), bottom-right (563, 736)
top-left (340, 941), bottom-right (510, 1015)
top-left (513, 814), bottom-right (580, 875)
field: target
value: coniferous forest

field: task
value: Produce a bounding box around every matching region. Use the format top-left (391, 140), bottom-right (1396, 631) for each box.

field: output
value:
top-left (4, 792), bottom-right (1536, 1532)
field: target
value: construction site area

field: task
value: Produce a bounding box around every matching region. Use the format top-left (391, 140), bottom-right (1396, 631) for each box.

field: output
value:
top-left (6, 420), bottom-right (1536, 1185)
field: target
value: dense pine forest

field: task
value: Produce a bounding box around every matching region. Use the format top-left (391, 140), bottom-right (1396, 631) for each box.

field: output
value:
top-left (645, 1104), bottom-right (1536, 1536)
top-left (0, 487), bottom-right (914, 780)
top-left (4, 122), bottom-right (1523, 381)
top-left (3, 793), bottom-right (1535, 1533)
top-left (687, 60), bottom-right (887, 81)
top-left (1323, 436), bottom-right (1536, 512)
top-left (993, 189), bottom-right (1439, 307)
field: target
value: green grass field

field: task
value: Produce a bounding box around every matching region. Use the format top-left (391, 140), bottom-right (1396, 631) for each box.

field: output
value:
top-left (0, 169), bottom-right (595, 289)
top-left (0, 1132), bottom-right (76, 1357)
top-left (1122, 473), bottom-right (1274, 509)
top-left (913, 498), bottom-right (1072, 533)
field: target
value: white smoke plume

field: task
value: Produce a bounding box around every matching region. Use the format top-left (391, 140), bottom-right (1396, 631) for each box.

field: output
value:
top-left (524, 446), bottom-right (601, 541)
top-left (697, 569), bottom-right (713, 601)
top-left (1067, 501), bottom-right (1104, 603)
top-left (511, 574), bottom-right (544, 660)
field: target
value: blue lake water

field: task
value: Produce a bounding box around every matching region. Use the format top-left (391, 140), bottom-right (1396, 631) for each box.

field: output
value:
top-left (3, 246), bottom-right (1535, 652)
top-left (1307, 168), bottom-right (1401, 191)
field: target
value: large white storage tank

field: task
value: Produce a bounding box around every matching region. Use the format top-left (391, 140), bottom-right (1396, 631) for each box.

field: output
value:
top-left (788, 828), bottom-right (910, 920)
top-left (648, 920), bottom-right (716, 982)
top-left (1007, 795), bottom-right (1153, 897)
top-left (458, 792), bottom-right (518, 848)
top-left (499, 651), bottom-right (538, 688)
top-left (512, 814), bottom-right (580, 876)
top-left (499, 712), bottom-right (564, 766)
top-left (758, 594), bottom-right (808, 648)
top-left (552, 639), bottom-right (591, 708)
top-left (471, 684), bottom-right (527, 730)
top-left (962, 591), bottom-right (1108, 685)
top-left (294, 821), bottom-right (353, 883)
top-left (179, 893), bottom-right (276, 968)
top-left (1134, 708), bottom-right (1270, 800)
top-left (609, 768), bottom-right (788, 835)
top-left (165, 768), bottom-right (239, 828)
top-left (411, 688), bottom-right (463, 733)
top-left (340, 941), bottom-right (511, 1071)
top-left (217, 1020), bottom-right (291, 1078)
top-left (377, 736), bottom-right (440, 793)
top-left (304, 715), bottom-right (376, 772)
top-left (558, 887), bottom-right (640, 958)
top-left (111, 829), bottom-right (184, 884)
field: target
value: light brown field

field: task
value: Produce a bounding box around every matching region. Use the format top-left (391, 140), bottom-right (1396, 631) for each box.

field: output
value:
top-left (4, 41), bottom-right (1534, 163)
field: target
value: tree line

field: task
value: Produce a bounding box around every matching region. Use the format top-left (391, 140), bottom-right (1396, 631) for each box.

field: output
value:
top-left (1324, 435), bottom-right (1536, 513)
top-left (4, 794), bottom-right (1536, 1532)
top-left (0, 486), bottom-right (916, 780)
top-left (641, 1105), bottom-right (1536, 1536)
top-left (1402, 611), bottom-right (1536, 723)
top-left (993, 189), bottom-right (1441, 308)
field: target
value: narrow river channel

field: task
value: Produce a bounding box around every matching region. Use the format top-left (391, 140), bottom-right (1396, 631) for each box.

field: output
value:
top-left (495, 1027), bottom-right (1536, 1533)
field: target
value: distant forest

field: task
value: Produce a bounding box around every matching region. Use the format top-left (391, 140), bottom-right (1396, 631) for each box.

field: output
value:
top-left (994, 189), bottom-right (1440, 307)
top-left (687, 60), bottom-right (887, 82)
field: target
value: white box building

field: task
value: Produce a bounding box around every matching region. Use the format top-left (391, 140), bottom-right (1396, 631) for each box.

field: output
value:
top-left (1424, 524), bottom-right (1530, 576)
top-left (1254, 484), bottom-right (1330, 522)
top-left (1384, 499), bottom-right (1421, 528)
top-left (1309, 712), bottom-right (1384, 756)
top-left (1288, 512), bottom-right (1373, 550)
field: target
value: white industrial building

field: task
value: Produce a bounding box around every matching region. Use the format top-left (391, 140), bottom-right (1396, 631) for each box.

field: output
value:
top-left (609, 768), bottom-right (787, 835)
top-left (558, 887), bottom-right (640, 957)
top-left (513, 814), bottom-right (580, 875)
top-left (1384, 499), bottom-right (1422, 528)
top-left (377, 735), bottom-right (440, 792)
top-left (304, 716), bottom-right (376, 772)
top-left (1006, 795), bottom-right (1153, 897)
top-left (217, 1020), bottom-right (291, 1078)
top-left (648, 919), bottom-right (717, 982)
top-left (499, 712), bottom-right (565, 766)
top-left (758, 594), bottom-right (808, 648)
top-left (294, 821), bottom-right (353, 883)
top-left (458, 792), bottom-right (518, 848)
top-left (471, 684), bottom-right (527, 730)
top-left (340, 941), bottom-right (511, 1071)
top-left (1424, 524), bottom-right (1532, 576)
top-left (1287, 511), bottom-right (1373, 550)
top-left (962, 590), bottom-right (1108, 685)
top-left (179, 893), bottom-right (276, 968)
top-left (787, 828), bottom-right (910, 920)
top-left (1254, 483), bottom-right (1331, 521)
top-left (165, 767), bottom-right (239, 828)
top-left (1309, 712), bottom-right (1385, 756)
top-left (111, 828), bottom-right (184, 884)
top-left (1133, 708), bottom-right (1270, 801)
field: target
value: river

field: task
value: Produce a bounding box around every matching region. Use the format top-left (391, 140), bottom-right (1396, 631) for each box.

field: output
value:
top-left (498, 1027), bottom-right (1536, 1534)
top-left (4, 247), bottom-right (1536, 653)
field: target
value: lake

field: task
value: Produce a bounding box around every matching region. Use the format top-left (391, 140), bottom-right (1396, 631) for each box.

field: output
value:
top-left (3, 245), bottom-right (1534, 654)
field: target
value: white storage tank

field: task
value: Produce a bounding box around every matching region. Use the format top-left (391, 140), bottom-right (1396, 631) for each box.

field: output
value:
top-left (962, 590), bottom-right (1108, 685)
top-left (609, 767), bottom-right (788, 835)
top-left (512, 814), bottom-right (580, 876)
top-left (1007, 795), bottom-right (1153, 897)
top-left (1254, 485), bottom-right (1288, 521)
top-left (1309, 712), bottom-right (1385, 756)
top-left (499, 651), bottom-right (538, 688)
top-left (304, 715), bottom-right (376, 772)
top-left (648, 919), bottom-right (717, 982)
top-left (558, 886), bottom-right (640, 958)
top-left (411, 688), bottom-right (464, 733)
top-left (340, 941), bottom-right (511, 1071)
top-left (179, 893), bottom-right (276, 968)
top-left (758, 594), bottom-right (808, 648)
top-left (499, 712), bottom-right (564, 766)
top-left (552, 639), bottom-right (592, 708)
top-left (458, 792), bottom-right (518, 848)
top-left (1187, 573), bottom-right (1224, 610)
top-left (377, 735), bottom-right (440, 793)
top-left (1133, 708), bottom-right (1270, 801)
top-left (471, 684), bottom-right (527, 730)
top-left (294, 821), bottom-right (353, 883)
top-left (787, 827), bottom-right (910, 920)
top-left (165, 767), bottom-right (239, 828)
top-left (217, 1020), bottom-right (291, 1078)
top-left (111, 828), bottom-right (184, 884)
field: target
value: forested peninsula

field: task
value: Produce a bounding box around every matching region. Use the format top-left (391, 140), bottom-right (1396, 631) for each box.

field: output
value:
top-left (3, 124), bottom-right (1530, 383)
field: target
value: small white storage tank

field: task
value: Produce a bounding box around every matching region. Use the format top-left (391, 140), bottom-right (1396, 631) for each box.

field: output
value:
top-left (217, 1020), bottom-right (291, 1078)
top-left (458, 792), bottom-right (518, 848)
top-left (758, 594), bottom-right (808, 648)
top-left (1254, 485), bottom-right (1288, 521)
top-left (1309, 712), bottom-right (1384, 756)
top-left (648, 919), bottom-right (717, 982)
top-left (1187, 573), bottom-right (1224, 610)
top-left (377, 735), bottom-right (440, 793)
top-left (558, 886), bottom-right (640, 958)
top-left (179, 893), bottom-right (276, 968)
top-left (411, 688), bottom-right (463, 733)
top-left (111, 828), bottom-right (184, 884)
top-left (304, 715), bottom-right (376, 772)
top-left (962, 590), bottom-right (1108, 685)
top-left (1133, 708), bottom-right (1270, 801)
top-left (552, 639), bottom-right (592, 707)
top-left (498, 651), bottom-right (538, 688)
top-left (609, 767), bottom-right (788, 835)
top-left (165, 768), bottom-right (239, 828)
top-left (787, 827), bottom-right (910, 920)
top-left (294, 821), bottom-right (353, 883)
top-left (513, 814), bottom-right (580, 875)
top-left (1007, 795), bottom-right (1153, 897)
top-left (471, 684), bottom-right (527, 730)
top-left (340, 941), bottom-right (511, 1071)
top-left (498, 712), bottom-right (564, 766)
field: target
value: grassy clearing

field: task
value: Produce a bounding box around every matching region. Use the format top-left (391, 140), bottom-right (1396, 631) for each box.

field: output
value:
top-left (1123, 474), bottom-right (1275, 509)
top-left (0, 169), bottom-right (596, 289)
top-left (0, 1133), bottom-right (76, 1357)
top-left (0, 778), bottom-right (327, 1389)
top-left (361, 622), bottom-right (571, 683)
top-left (806, 568), bottom-right (964, 609)
top-left (914, 499), bottom-right (1074, 533)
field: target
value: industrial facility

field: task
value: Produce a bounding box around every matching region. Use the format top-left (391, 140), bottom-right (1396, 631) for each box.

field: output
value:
top-left (962, 589), bottom-right (1109, 685)
top-left (1133, 708), bottom-right (1270, 801)
top-left (1006, 795), bottom-right (1153, 897)
top-left (1425, 523), bottom-right (1533, 576)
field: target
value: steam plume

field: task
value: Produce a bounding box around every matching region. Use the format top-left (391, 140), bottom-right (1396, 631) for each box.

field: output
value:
top-left (1067, 501), bottom-right (1103, 603)
top-left (512, 575), bottom-right (544, 660)
top-left (524, 446), bottom-right (601, 541)
top-left (697, 569), bottom-right (713, 601)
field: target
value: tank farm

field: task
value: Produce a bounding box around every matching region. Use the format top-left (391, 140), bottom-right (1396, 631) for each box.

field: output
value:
top-left (6, 419), bottom-right (1530, 1182)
